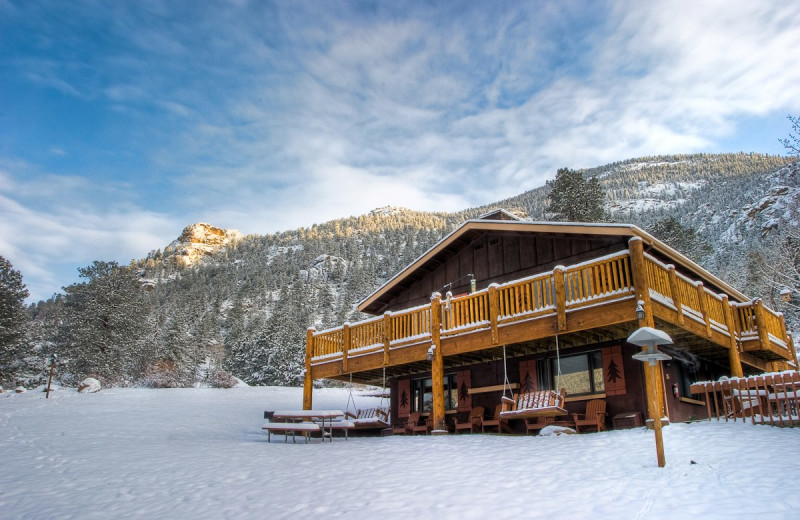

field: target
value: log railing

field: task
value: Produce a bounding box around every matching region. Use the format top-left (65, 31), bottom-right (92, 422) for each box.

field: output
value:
top-left (565, 253), bottom-right (633, 309)
top-left (495, 272), bottom-right (554, 321)
top-left (442, 290), bottom-right (489, 333)
top-left (643, 253), bottom-right (787, 346)
top-left (310, 251), bottom-right (634, 361)
top-left (310, 248), bottom-right (791, 365)
top-left (388, 304), bottom-right (432, 345)
top-left (689, 371), bottom-right (800, 427)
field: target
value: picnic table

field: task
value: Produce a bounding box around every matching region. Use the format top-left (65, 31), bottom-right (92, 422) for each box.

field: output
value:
top-left (263, 410), bottom-right (347, 443)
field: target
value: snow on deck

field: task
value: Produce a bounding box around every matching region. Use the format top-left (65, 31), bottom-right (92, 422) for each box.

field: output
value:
top-left (1, 386), bottom-right (799, 519)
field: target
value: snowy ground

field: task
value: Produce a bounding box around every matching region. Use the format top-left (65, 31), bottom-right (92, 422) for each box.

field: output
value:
top-left (2, 386), bottom-right (799, 519)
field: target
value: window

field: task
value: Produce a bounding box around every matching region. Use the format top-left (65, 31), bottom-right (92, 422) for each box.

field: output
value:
top-left (411, 374), bottom-right (458, 412)
top-left (549, 351), bottom-right (605, 396)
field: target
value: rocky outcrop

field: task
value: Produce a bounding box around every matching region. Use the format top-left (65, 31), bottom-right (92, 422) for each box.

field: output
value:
top-left (164, 223), bottom-right (242, 268)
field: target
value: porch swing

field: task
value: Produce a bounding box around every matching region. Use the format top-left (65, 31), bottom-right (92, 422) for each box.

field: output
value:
top-left (343, 368), bottom-right (391, 429)
top-left (498, 336), bottom-right (568, 420)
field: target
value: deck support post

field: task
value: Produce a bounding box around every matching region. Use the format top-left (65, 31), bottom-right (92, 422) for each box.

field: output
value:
top-left (787, 332), bottom-right (798, 370)
top-left (383, 312), bottom-right (392, 366)
top-left (303, 328), bottom-right (314, 410)
top-left (753, 299), bottom-right (771, 354)
top-left (430, 293), bottom-right (446, 433)
top-left (629, 237), bottom-right (666, 468)
top-left (554, 266), bottom-right (567, 332)
top-left (696, 282), bottom-right (712, 337)
top-left (488, 284), bottom-right (500, 344)
top-left (666, 265), bottom-right (684, 325)
top-left (721, 295), bottom-right (744, 378)
top-left (342, 322), bottom-right (351, 373)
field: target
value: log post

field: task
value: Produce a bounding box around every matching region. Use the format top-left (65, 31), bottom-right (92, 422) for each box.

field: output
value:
top-left (554, 266), bottom-right (567, 332)
top-left (629, 237), bottom-right (666, 467)
top-left (430, 293), bottom-right (446, 433)
top-left (628, 238), bottom-right (653, 326)
top-left (696, 282), bottom-right (711, 337)
top-left (342, 322), bottom-right (351, 373)
top-left (303, 328), bottom-right (315, 410)
top-left (488, 283), bottom-right (500, 344)
top-left (666, 265), bottom-right (684, 325)
top-left (720, 295), bottom-right (744, 378)
top-left (383, 312), bottom-right (392, 366)
top-left (753, 299), bottom-right (771, 353)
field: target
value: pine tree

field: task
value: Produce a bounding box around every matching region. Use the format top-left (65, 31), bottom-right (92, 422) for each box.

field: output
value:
top-left (58, 261), bottom-right (151, 385)
top-left (0, 256), bottom-right (30, 387)
top-left (546, 168), bottom-right (606, 222)
top-left (648, 217), bottom-right (712, 262)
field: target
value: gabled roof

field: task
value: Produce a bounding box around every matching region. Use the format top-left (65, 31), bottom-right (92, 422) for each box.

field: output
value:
top-left (357, 218), bottom-right (749, 314)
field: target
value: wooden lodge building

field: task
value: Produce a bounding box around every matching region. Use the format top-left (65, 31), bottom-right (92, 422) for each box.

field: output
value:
top-left (302, 210), bottom-right (798, 433)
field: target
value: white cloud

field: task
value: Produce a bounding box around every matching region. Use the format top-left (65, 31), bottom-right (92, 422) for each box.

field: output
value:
top-left (3, 0), bottom-right (800, 301)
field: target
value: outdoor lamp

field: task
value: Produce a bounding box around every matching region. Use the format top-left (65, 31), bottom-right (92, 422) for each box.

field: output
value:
top-left (635, 300), bottom-right (646, 320)
top-left (427, 344), bottom-right (436, 361)
top-left (629, 327), bottom-right (673, 366)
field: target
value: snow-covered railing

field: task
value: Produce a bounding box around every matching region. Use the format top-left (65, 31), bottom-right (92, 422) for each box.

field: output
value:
top-left (389, 304), bottom-right (432, 346)
top-left (310, 248), bottom-right (791, 368)
top-left (564, 251), bottom-right (634, 309)
top-left (496, 271), bottom-right (554, 321)
top-left (442, 290), bottom-right (489, 333)
top-left (689, 371), bottom-right (800, 427)
top-left (643, 253), bottom-right (789, 356)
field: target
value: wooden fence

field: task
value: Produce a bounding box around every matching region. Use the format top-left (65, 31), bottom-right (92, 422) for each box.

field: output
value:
top-left (689, 371), bottom-right (800, 427)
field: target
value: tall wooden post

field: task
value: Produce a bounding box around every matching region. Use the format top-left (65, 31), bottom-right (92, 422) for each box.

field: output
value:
top-left (753, 299), bottom-right (771, 353)
top-left (721, 295), bottom-right (744, 378)
top-left (553, 266), bottom-right (567, 332)
top-left (666, 265), bottom-right (684, 325)
top-left (430, 293), bottom-right (446, 433)
top-left (383, 312), bottom-right (392, 366)
top-left (629, 237), bottom-right (666, 467)
top-left (303, 328), bottom-right (314, 410)
top-left (488, 284), bottom-right (500, 344)
top-left (342, 322), bottom-right (351, 373)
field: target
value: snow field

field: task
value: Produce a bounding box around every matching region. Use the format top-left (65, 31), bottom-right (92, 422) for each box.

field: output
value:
top-left (1, 386), bottom-right (798, 519)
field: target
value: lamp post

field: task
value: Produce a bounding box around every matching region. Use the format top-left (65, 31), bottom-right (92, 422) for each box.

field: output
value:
top-left (628, 326), bottom-right (672, 468)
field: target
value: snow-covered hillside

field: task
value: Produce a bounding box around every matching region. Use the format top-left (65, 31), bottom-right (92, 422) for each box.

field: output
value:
top-left (2, 386), bottom-right (798, 519)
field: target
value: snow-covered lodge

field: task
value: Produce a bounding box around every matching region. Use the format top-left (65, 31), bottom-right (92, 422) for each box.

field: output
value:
top-left (302, 210), bottom-right (797, 432)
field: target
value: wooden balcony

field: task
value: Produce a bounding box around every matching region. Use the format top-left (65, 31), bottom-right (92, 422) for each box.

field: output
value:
top-left (307, 246), bottom-right (796, 385)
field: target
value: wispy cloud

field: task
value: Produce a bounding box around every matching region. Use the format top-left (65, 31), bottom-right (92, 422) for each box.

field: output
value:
top-left (1, 0), bottom-right (799, 301)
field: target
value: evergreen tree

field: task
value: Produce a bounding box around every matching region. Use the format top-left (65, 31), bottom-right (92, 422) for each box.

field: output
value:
top-left (0, 256), bottom-right (30, 387)
top-left (648, 217), bottom-right (712, 262)
top-left (59, 261), bottom-right (151, 385)
top-left (546, 168), bottom-right (606, 222)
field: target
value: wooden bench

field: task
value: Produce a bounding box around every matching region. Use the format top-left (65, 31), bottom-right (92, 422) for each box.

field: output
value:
top-left (345, 407), bottom-right (390, 429)
top-left (499, 389), bottom-right (567, 420)
top-left (262, 422), bottom-right (321, 443)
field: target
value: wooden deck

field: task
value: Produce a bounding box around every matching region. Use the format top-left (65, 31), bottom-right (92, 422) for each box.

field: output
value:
top-left (307, 244), bottom-right (796, 385)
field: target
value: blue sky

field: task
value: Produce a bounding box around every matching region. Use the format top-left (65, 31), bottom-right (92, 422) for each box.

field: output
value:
top-left (2, 0), bottom-right (799, 302)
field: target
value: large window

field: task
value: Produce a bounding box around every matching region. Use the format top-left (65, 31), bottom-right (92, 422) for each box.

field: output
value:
top-left (549, 351), bottom-right (605, 396)
top-left (411, 374), bottom-right (458, 412)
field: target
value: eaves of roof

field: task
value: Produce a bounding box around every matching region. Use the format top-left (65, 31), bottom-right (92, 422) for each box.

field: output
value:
top-left (357, 219), bottom-right (750, 314)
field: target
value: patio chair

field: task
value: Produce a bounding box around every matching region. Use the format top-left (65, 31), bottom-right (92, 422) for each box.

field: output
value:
top-left (524, 415), bottom-right (555, 435)
top-left (482, 404), bottom-right (514, 434)
top-left (453, 406), bottom-right (485, 433)
top-left (572, 399), bottom-right (607, 433)
top-left (404, 412), bottom-right (430, 435)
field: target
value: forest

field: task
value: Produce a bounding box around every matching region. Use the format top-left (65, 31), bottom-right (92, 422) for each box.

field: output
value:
top-left (2, 152), bottom-right (798, 389)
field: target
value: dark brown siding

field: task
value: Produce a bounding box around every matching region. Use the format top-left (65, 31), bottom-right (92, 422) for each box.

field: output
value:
top-left (382, 231), bottom-right (627, 313)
